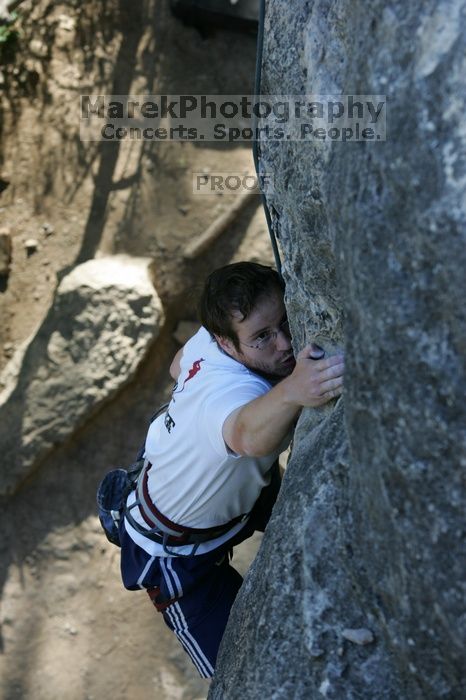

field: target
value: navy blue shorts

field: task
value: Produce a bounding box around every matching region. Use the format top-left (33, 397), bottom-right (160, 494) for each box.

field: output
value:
top-left (120, 522), bottom-right (254, 677)
top-left (119, 464), bottom-right (281, 678)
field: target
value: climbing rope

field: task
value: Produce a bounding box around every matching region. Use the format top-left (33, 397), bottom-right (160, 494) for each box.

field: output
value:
top-left (252, 0), bottom-right (283, 279)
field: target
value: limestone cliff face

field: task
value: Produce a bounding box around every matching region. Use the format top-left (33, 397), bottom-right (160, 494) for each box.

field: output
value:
top-left (210, 1), bottom-right (466, 698)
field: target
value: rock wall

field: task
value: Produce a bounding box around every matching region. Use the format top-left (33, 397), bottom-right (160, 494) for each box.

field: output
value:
top-left (210, 1), bottom-right (466, 698)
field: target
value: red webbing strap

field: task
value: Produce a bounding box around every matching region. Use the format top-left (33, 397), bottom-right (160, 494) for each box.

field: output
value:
top-left (136, 461), bottom-right (187, 541)
top-left (146, 586), bottom-right (178, 612)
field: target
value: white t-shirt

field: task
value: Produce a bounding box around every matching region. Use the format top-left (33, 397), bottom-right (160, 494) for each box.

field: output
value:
top-left (125, 326), bottom-right (287, 556)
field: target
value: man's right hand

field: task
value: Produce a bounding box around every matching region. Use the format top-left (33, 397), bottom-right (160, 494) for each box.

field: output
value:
top-left (282, 342), bottom-right (345, 408)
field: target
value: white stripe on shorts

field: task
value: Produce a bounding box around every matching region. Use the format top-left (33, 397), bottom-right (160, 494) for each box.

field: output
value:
top-left (137, 555), bottom-right (155, 588)
top-left (161, 559), bottom-right (215, 678)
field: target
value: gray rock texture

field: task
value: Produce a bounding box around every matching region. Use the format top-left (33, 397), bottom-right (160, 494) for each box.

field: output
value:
top-left (210, 1), bottom-right (466, 699)
top-left (0, 255), bottom-right (163, 496)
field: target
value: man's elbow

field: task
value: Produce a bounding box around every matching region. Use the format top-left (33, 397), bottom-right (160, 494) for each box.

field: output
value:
top-left (242, 443), bottom-right (272, 458)
top-left (227, 431), bottom-right (271, 458)
top-left (223, 411), bottom-right (273, 458)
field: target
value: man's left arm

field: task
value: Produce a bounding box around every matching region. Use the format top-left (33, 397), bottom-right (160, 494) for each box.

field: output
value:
top-left (169, 347), bottom-right (184, 380)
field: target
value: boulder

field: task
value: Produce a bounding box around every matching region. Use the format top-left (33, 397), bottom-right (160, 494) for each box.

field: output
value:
top-left (0, 255), bottom-right (164, 496)
top-left (210, 1), bottom-right (466, 699)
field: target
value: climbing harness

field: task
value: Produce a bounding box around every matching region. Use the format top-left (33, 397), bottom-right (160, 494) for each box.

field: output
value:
top-left (97, 458), bottom-right (248, 556)
top-left (97, 401), bottom-right (249, 553)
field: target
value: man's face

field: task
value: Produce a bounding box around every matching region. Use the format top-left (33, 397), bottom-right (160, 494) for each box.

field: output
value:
top-left (216, 289), bottom-right (296, 378)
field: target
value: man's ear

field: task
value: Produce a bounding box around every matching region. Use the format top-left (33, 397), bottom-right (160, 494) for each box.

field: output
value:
top-left (214, 334), bottom-right (236, 355)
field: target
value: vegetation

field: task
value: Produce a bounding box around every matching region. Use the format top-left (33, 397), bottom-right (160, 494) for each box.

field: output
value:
top-left (0, 12), bottom-right (20, 63)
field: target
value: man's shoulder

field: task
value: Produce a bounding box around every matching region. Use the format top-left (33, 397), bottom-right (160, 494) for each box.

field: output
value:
top-left (184, 326), bottom-right (218, 357)
top-left (184, 327), bottom-right (234, 369)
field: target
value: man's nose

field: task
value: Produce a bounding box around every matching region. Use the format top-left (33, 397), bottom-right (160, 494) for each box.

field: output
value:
top-left (275, 328), bottom-right (292, 351)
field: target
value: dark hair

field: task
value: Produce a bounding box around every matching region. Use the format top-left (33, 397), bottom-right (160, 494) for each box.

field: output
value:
top-left (199, 262), bottom-right (284, 350)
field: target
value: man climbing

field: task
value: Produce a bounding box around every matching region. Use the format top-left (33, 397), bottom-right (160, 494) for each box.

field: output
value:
top-left (119, 261), bottom-right (344, 678)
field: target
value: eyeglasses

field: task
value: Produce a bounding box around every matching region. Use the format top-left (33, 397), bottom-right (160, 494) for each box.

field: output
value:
top-left (240, 319), bottom-right (291, 351)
